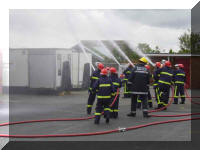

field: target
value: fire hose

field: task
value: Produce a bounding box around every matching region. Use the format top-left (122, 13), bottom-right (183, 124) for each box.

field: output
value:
top-left (0, 87), bottom-right (199, 138)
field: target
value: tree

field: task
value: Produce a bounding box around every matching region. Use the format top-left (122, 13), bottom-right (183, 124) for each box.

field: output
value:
top-left (178, 30), bottom-right (200, 54)
top-left (169, 49), bottom-right (175, 54)
top-left (178, 30), bottom-right (191, 53)
top-left (137, 43), bottom-right (152, 53)
top-left (137, 43), bottom-right (160, 53)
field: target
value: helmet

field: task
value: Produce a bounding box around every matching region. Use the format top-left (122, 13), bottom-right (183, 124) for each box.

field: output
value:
top-left (174, 64), bottom-right (179, 67)
top-left (139, 57), bottom-right (148, 64)
top-left (165, 61), bottom-right (171, 67)
top-left (155, 62), bottom-right (161, 68)
top-left (100, 68), bottom-right (108, 75)
top-left (98, 63), bottom-right (104, 70)
top-left (145, 65), bottom-right (150, 70)
top-left (106, 67), bottom-right (110, 71)
top-left (110, 67), bottom-right (117, 73)
top-left (178, 64), bottom-right (184, 68)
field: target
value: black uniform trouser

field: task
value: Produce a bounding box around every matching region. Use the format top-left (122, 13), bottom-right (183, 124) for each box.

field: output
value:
top-left (137, 91), bottom-right (152, 108)
top-left (95, 98), bottom-right (111, 121)
top-left (124, 81), bottom-right (131, 98)
top-left (131, 94), bottom-right (148, 112)
top-left (158, 84), bottom-right (170, 106)
top-left (174, 84), bottom-right (185, 103)
top-left (147, 90), bottom-right (152, 107)
top-left (110, 95), bottom-right (120, 114)
top-left (153, 85), bottom-right (159, 103)
top-left (87, 91), bottom-right (96, 108)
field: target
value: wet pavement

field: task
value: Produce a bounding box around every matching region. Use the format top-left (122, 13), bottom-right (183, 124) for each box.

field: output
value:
top-left (0, 88), bottom-right (198, 142)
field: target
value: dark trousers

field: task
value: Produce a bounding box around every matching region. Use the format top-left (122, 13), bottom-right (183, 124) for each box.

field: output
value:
top-left (137, 90), bottom-right (152, 108)
top-left (95, 98), bottom-right (111, 121)
top-left (87, 92), bottom-right (96, 108)
top-left (174, 84), bottom-right (185, 103)
top-left (154, 85), bottom-right (159, 103)
top-left (124, 82), bottom-right (131, 98)
top-left (147, 90), bottom-right (153, 107)
top-left (131, 94), bottom-right (148, 112)
top-left (158, 84), bottom-right (170, 106)
top-left (110, 95), bottom-right (120, 117)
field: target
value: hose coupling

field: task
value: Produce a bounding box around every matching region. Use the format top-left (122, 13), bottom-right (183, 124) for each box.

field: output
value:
top-left (118, 127), bottom-right (126, 132)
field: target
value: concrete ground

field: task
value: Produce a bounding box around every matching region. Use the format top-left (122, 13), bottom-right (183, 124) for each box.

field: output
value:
top-left (0, 88), bottom-right (199, 143)
top-left (0, 95), bottom-right (9, 149)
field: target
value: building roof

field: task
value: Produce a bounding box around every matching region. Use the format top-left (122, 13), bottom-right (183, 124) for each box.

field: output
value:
top-left (146, 53), bottom-right (200, 57)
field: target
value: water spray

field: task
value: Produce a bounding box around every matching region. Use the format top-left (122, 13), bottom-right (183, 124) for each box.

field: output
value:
top-left (83, 45), bottom-right (104, 61)
top-left (98, 41), bottom-right (121, 67)
top-left (78, 41), bottom-right (95, 70)
top-left (65, 13), bottom-right (95, 71)
top-left (125, 41), bottom-right (155, 66)
top-left (110, 41), bottom-right (134, 66)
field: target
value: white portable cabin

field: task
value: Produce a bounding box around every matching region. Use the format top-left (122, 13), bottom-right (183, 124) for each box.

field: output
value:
top-left (9, 48), bottom-right (92, 91)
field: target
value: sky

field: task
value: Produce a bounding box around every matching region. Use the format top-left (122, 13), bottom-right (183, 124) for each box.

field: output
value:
top-left (9, 9), bottom-right (191, 52)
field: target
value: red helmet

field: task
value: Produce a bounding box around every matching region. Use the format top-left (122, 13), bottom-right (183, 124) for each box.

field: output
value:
top-left (100, 68), bottom-right (108, 75)
top-left (178, 64), bottom-right (184, 68)
top-left (110, 67), bottom-right (117, 73)
top-left (155, 62), bottom-right (161, 68)
top-left (165, 61), bottom-right (171, 67)
top-left (106, 67), bottom-right (110, 71)
top-left (145, 65), bottom-right (150, 70)
top-left (98, 63), bottom-right (104, 70)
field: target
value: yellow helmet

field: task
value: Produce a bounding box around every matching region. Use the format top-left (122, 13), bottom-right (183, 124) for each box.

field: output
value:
top-left (139, 57), bottom-right (148, 64)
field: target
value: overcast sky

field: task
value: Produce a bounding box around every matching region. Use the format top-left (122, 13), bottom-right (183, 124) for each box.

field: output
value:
top-left (10, 9), bottom-right (191, 52)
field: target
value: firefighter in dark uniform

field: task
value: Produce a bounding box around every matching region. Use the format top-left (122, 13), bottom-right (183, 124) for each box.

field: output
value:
top-left (87, 63), bottom-right (104, 114)
top-left (156, 61), bottom-right (173, 109)
top-left (127, 57), bottom-right (151, 118)
top-left (92, 68), bottom-right (115, 124)
top-left (109, 67), bottom-right (122, 118)
top-left (152, 62), bottom-right (161, 108)
top-left (123, 63), bottom-right (133, 98)
top-left (137, 64), bottom-right (153, 108)
top-left (173, 64), bottom-right (186, 104)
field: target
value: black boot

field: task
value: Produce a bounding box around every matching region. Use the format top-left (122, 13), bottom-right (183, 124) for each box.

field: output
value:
top-left (173, 101), bottom-right (178, 104)
top-left (137, 103), bottom-right (142, 109)
top-left (155, 104), bottom-right (161, 109)
top-left (94, 116), bottom-right (100, 124)
top-left (127, 112), bottom-right (136, 117)
top-left (180, 101), bottom-right (185, 104)
top-left (87, 107), bottom-right (92, 115)
top-left (148, 103), bottom-right (153, 108)
top-left (143, 111), bottom-right (151, 118)
top-left (106, 118), bottom-right (110, 124)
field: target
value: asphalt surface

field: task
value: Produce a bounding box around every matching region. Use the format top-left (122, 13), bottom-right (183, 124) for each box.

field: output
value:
top-left (0, 95), bottom-right (9, 149)
top-left (0, 88), bottom-right (199, 142)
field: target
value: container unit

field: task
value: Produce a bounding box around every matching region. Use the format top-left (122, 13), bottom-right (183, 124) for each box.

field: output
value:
top-left (10, 49), bottom-right (29, 87)
top-left (9, 48), bottom-right (92, 93)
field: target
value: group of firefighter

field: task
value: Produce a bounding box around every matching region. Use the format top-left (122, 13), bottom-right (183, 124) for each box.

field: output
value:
top-left (86, 57), bottom-right (186, 124)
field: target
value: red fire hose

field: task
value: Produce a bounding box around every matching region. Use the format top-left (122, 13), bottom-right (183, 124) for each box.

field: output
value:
top-left (110, 88), bottom-right (120, 107)
top-left (185, 88), bottom-right (200, 105)
top-left (0, 87), bottom-right (199, 138)
top-left (0, 117), bottom-right (199, 138)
